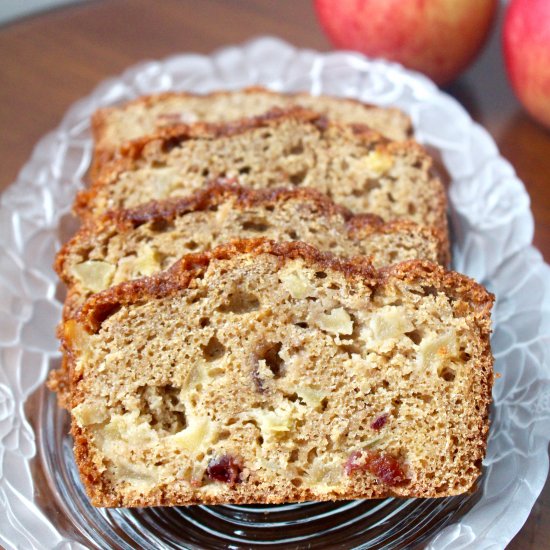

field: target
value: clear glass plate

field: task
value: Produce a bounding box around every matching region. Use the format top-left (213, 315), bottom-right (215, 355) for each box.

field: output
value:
top-left (1, 37), bottom-right (549, 550)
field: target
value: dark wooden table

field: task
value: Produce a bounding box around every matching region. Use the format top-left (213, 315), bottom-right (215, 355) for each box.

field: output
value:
top-left (0, 1), bottom-right (548, 548)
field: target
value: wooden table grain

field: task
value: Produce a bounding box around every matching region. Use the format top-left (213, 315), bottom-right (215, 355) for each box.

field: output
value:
top-left (0, 1), bottom-right (548, 548)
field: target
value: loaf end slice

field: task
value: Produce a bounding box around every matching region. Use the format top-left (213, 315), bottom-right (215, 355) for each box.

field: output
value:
top-left (64, 238), bottom-right (493, 507)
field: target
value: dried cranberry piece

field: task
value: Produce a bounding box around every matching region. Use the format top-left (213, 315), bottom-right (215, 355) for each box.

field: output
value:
top-left (365, 451), bottom-right (406, 486)
top-left (344, 450), bottom-right (363, 475)
top-left (345, 449), bottom-right (407, 487)
top-left (370, 414), bottom-right (388, 431)
top-left (206, 455), bottom-right (243, 487)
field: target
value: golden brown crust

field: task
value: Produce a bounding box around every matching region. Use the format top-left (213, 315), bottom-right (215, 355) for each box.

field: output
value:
top-left (72, 423), bottom-right (115, 504)
top-left (75, 238), bottom-right (492, 335)
top-left (65, 238), bottom-right (494, 507)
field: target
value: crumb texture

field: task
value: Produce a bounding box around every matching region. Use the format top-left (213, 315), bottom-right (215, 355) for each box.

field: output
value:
top-left (67, 240), bottom-right (493, 508)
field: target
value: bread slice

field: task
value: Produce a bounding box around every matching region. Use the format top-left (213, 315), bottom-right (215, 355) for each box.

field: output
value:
top-left (78, 109), bottom-right (448, 253)
top-left (64, 239), bottom-right (493, 507)
top-left (92, 87), bottom-right (412, 170)
top-left (58, 183), bottom-right (446, 318)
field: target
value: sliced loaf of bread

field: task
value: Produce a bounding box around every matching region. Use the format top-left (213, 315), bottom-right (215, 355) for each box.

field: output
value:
top-left (64, 239), bottom-right (493, 507)
top-left (77, 109), bottom-right (448, 253)
top-left (58, 184), bottom-right (446, 318)
top-left (92, 87), bottom-right (412, 170)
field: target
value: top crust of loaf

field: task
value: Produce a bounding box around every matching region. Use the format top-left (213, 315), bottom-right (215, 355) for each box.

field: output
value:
top-left (77, 238), bottom-right (492, 336)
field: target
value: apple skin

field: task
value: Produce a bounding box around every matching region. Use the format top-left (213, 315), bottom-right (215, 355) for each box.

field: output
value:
top-left (314, 0), bottom-right (497, 85)
top-left (504, 0), bottom-right (550, 129)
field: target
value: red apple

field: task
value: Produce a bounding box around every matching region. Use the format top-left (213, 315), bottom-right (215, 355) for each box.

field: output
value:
top-left (314, 0), bottom-right (497, 85)
top-left (504, 0), bottom-right (550, 129)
